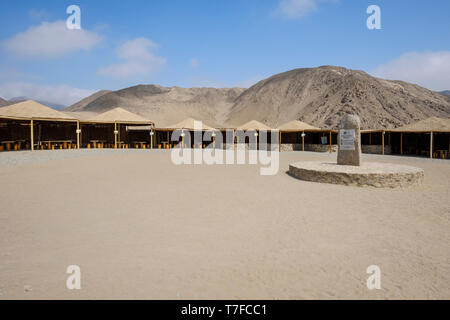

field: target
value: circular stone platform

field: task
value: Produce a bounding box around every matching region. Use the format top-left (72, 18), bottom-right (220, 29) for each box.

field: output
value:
top-left (289, 162), bottom-right (424, 188)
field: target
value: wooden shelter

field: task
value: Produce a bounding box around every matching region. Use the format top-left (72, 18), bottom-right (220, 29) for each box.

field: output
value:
top-left (0, 100), bottom-right (78, 151)
top-left (235, 120), bottom-right (275, 150)
top-left (390, 117), bottom-right (450, 159)
top-left (81, 108), bottom-right (154, 149)
top-left (277, 120), bottom-right (336, 152)
top-left (360, 129), bottom-right (391, 155)
top-left (237, 120), bottom-right (272, 131)
top-left (156, 118), bottom-right (216, 149)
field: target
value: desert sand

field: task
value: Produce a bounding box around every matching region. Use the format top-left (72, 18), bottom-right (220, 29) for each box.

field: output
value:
top-left (0, 150), bottom-right (449, 299)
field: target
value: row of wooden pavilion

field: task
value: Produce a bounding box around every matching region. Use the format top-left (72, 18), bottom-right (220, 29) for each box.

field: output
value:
top-left (0, 100), bottom-right (449, 159)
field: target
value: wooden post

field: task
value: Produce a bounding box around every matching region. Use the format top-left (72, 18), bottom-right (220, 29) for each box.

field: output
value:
top-left (30, 119), bottom-right (34, 151)
top-left (302, 131), bottom-right (305, 151)
top-left (114, 122), bottom-right (117, 149)
top-left (181, 130), bottom-right (184, 148)
top-left (118, 123), bottom-right (121, 144)
top-left (329, 131), bottom-right (332, 153)
top-left (369, 132), bottom-right (372, 145)
top-left (76, 121), bottom-right (80, 149)
top-left (279, 131), bottom-right (281, 152)
top-left (382, 131), bottom-right (385, 155)
top-left (150, 130), bottom-right (154, 149)
top-left (430, 131), bottom-right (433, 159)
top-left (400, 133), bottom-right (403, 155)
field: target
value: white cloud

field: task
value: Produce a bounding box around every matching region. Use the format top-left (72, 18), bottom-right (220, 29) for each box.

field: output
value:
top-left (371, 51), bottom-right (450, 91)
top-left (275, 0), bottom-right (320, 19)
top-left (28, 9), bottom-right (50, 20)
top-left (2, 21), bottom-right (102, 58)
top-left (0, 82), bottom-right (96, 106)
top-left (98, 38), bottom-right (166, 79)
top-left (190, 58), bottom-right (199, 68)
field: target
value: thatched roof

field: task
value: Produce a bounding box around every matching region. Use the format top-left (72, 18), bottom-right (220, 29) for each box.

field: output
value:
top-left (237, 120), bottom-right (273, 131)
top-left (164, 118), bottom-right (214, 131)
top-left (0, 100), bottom-right (77, 121)
top-left (277, 120), bottom-right (320, 131)
top-left (392, 117), bottom-right (450, 133)
top-left (64, 111), bottom-right (99, 121)
top-left (87, 107), bottom-right (153, 124)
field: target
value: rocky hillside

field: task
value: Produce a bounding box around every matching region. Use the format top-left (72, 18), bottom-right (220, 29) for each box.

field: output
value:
top-left (66, 90), bottom-right (112, 111)
top-left (226, 66), bottom-right (450, 129)
top-left (66, 66), bottom-right (450, 129)
top-left (0, 97), bottom-right (10, 107)
top-left (65, 85), bottom-right (245, 127)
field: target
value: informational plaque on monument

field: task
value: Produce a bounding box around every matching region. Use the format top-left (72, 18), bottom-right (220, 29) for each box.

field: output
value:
top-left (339, 129), bottom-right (355, 151)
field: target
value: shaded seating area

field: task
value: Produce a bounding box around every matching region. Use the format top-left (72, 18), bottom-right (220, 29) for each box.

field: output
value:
top-left (0, 100), bottom-right (79, 151)
top-left (157, 118), bottom-right (217, 149)
top-left (390, 117), bottom-right (450, 159)
top-left (236, 120), bottom-right (275, 150)
top-left (277, 120), bottom-right (337, 152)
top-left (0, 118), bottom-right (32, 151)
top-left (361, 130), bottom-right (391, 155)
top-left (81, 108), bottom-right (154, 149)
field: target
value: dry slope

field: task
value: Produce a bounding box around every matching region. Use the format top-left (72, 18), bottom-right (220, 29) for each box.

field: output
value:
top-left (65, 85), bottom-right (245, 127)
top-left (0, 97), bottom-right (10, 107)
top-left (226, 66), bottom-right (450, 129)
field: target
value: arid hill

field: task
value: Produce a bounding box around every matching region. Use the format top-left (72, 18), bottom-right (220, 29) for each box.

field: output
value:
top-left (65, 85), bottom-right (245, 127)
top-left (226, 66), bottom-right (450, 129)
top-left (66, 66), bottom-right (450, 129)
top-left (67, 90), bottom-right (112, 111)
top-left (0, 97), bottom-right (10, 107)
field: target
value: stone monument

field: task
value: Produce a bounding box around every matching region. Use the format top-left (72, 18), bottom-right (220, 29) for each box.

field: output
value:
top-left (288, 114), bottom-right (424, 188)
top-left (337, 114), bottom-right (361, 166)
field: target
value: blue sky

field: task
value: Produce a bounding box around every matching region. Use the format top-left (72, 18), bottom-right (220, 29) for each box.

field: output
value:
top-left (0, 0), bottom-right (449, 105)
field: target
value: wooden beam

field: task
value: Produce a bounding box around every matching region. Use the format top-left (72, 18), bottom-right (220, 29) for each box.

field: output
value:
top-left (382, 131), bottom-right (385, 155)
top-left (369, 132), bottom-right (372, 145)
top-left (150, 130), bottom-right (153, 149)
top-left (76, 121), bottom-right (80, 149)
top-left (118, 123), bottom-right (120, 144)
top-left (181, 130), bottom-right (184, 148)
top-left (30, 119), bottom-right (34, 151)
top-left (302, 131), bottom-right (305, 152)
top-left (329, 131), bottom-right (332, 153)
top-left (279, 131), bottom-right (281, 152)
top-left (400, 133), bottom-right (403, 155)
top-left (114, 122), bottom-right (117, 149)
top-left (430, 131), bottom-right (433, 159)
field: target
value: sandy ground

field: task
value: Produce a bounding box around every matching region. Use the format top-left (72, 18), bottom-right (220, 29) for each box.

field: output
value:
top-left (0, 150), bottom-right (449, 299)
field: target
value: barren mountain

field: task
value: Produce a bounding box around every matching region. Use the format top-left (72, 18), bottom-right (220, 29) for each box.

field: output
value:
top-left (65, 85), bottom-right (245, 127)
top-left (0, 97), bottom-right (10, 107)
top-left (66, 66), bottom-right (450, 129)
top-left (66, 90), bottom-right (112, 111)
top-left (226, 66), bottom-right (450, 129)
